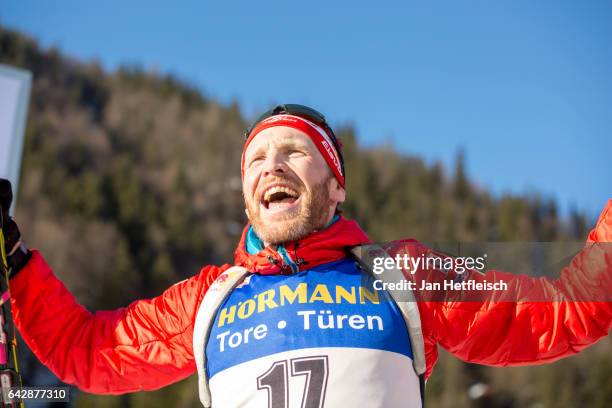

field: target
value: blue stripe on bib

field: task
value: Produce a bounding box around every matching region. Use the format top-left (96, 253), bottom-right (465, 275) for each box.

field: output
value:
top-left (206, 258), bottom-right (413, 378)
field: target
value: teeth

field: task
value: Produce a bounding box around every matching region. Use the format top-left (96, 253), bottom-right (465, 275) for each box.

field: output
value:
top-left (263, 186), bottom-right (298, 202)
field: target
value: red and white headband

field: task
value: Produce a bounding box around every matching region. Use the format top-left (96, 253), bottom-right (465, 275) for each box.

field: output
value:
top-left (241, 114), bottom-right (345, 188)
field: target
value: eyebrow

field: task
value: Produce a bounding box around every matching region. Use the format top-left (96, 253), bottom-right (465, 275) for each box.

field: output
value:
top-left (277, 139), bottom-right (310, 150)
top-left (246, 139), bottom-right (312, 159)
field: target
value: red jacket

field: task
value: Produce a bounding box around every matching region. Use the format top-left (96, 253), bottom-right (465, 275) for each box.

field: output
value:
top-left (9, 202), bottom-right (612, 394)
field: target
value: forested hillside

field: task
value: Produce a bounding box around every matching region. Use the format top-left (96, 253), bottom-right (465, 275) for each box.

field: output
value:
top-left (1, 26), bottom-right (609, 408)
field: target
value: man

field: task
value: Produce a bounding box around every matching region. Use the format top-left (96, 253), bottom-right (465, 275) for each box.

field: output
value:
top-left (1, 104), bottom-right (611, 407)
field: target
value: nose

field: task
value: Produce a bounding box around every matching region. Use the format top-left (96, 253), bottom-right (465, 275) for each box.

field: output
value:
top-left (261, 150), bottom-right (288, 178)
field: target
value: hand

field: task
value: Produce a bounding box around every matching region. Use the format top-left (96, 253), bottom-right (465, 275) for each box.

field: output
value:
top-left (0, 178), bottom-right (13, 223)
top-left (0, 178), bottom-right (30, 274)
top-left (0, 178), bottom-right (18, 248)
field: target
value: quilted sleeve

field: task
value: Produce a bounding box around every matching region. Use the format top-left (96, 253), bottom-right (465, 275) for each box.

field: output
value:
top-left (9, 251), bottom-right (226, 394)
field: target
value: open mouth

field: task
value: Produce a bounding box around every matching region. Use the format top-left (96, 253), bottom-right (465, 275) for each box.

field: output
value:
top-left (261, 185), bottom-right (301, 211)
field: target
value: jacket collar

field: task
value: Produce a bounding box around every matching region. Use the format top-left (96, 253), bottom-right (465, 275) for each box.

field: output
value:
top-left (234, 215), bottom-right (371, 275)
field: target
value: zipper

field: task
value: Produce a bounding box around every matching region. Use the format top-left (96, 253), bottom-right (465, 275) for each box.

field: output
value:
top-left (277, 244), bottom-right (299, 274)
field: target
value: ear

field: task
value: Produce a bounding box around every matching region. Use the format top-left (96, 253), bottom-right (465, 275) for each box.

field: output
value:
top-left (245, 208), bottom-right (251, 218)
top-left (328, 178), bottom-right (346, 205)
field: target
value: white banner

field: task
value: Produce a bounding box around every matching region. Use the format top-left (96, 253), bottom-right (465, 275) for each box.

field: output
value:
top-left (0, 63), bottom-right (31, 214)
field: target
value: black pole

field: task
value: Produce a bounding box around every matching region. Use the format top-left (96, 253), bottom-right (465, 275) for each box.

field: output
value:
top-left (0, 205), bottom-right (24, 408)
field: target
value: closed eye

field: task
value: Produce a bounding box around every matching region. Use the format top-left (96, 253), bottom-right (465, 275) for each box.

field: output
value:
top-left (247, 155), bottom-right (265, 168)
top-left (288, 149), bottom-right (307, 157)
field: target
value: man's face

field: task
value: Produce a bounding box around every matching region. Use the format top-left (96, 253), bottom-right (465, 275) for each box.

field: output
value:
top-left (242, 126), bottom-right (346, 245)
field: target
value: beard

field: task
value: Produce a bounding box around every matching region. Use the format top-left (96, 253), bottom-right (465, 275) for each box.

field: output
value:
top-left (245, 175), bottom-right (334, 245)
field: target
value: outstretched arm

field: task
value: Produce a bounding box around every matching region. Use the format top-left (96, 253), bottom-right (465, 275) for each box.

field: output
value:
top-left (417, 201), bottom-right (612, 374)
top-left (10, 251), bottom-right (226, 394)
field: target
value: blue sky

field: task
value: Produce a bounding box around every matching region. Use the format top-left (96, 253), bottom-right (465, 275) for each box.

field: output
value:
top-left (1, 0), bottom-right (610, 219)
